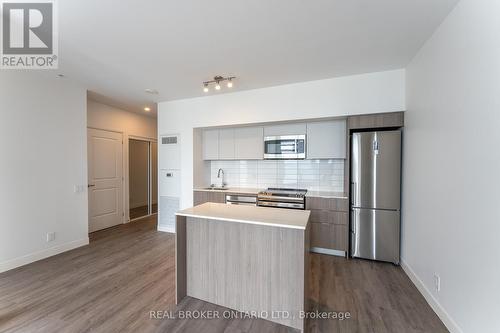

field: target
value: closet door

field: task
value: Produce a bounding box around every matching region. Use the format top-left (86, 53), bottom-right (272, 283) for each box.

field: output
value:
top-left (151, 141), bottom-right (158, 214)
top-left (129, 139), bottom-right (150, 220)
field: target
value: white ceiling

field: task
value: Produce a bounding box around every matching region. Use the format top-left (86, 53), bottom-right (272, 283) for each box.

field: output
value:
top-left (59, 0), bottom-right (459, 116)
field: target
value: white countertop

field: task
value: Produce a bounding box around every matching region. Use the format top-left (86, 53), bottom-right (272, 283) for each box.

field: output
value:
top-left (176, 202), bottom-right (310, 230)
top-left (193, 187), bottom-right (262, 195)
top-left (194, 187), bottom-right (347, 199)
top-left (306, 191), bottom-right (348, 199)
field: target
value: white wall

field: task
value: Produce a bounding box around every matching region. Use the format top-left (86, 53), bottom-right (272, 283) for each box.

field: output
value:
top-left (158, 69), bottom-right (405, 210)
top-left (0, 72), bottom-right (88, 273)
top-left (87, 99), bottom-right (157, 221)
top-left (87, 99), bottom-right (157, 139)
top-left (403, 1), bottom-right (500, 332)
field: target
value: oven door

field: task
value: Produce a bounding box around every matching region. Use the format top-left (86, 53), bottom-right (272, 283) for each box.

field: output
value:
top-left (226, 195), bottom-right (257, 206)
top-left (257, 201), bottom-right (305, 210)
top-left (263, 135), bottom-right (306, 159)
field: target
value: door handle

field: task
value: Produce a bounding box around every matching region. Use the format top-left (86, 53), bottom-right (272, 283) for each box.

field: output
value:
top-left (88, 184), bottom-right (96, 188)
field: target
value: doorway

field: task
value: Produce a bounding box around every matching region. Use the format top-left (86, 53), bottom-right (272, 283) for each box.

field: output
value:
top-left (129, 138), bottom-right (157, 220)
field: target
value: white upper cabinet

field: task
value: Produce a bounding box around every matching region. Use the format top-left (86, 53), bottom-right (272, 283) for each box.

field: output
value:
top-left (235, 127), bottom-right (264, 160)
top-left (218, 128), bottom-right (235, 160)
top-left (202, 129), bottom-right (219, 160)
top-left (263, 123), bottom-right (307, 137)
top-left (307, 120), bottom-right (347, 159)
top-left (202, 121), bottom-right (346, 160)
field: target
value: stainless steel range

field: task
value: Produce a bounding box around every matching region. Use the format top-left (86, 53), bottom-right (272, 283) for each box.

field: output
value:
top-left (257, 188), bottom-right (307, 210)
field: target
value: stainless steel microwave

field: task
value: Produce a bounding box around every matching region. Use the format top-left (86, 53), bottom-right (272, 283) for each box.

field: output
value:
top-left (264, 135), bottom-right (306, 159)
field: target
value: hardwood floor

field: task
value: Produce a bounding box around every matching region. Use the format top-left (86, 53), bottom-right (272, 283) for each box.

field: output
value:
top-left (129, 203), bottom-right (158, 220)
top-left (0, 217), bottom-right (447, 333)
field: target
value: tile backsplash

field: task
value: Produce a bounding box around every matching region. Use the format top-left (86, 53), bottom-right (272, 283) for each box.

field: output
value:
top-left (210, 160), bottom-right (344, 192)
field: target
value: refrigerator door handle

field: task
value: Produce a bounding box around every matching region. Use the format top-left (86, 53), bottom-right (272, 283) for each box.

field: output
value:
top-left (351, 181), bottom-right (356, 207)
top-left (351, 209), bottom-right (356, 234)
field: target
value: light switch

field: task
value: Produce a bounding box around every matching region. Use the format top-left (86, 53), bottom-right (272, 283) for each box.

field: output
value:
top-left (46, 232), bottom-right (55, 242)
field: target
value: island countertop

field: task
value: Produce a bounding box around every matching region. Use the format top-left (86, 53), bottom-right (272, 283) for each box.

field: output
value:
top-left (176, 202), bottom-right (310, 230)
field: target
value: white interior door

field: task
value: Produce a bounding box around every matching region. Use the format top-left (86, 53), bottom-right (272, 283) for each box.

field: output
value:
top-left (88, 128), bottom-right (123, 232)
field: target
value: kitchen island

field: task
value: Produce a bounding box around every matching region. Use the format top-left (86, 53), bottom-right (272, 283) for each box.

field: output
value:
top-left (175, 202), bottom-right (310, 331)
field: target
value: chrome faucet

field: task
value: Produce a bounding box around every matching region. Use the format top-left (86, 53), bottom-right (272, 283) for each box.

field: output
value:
top-left (217, 168), bottom-right (225, 187)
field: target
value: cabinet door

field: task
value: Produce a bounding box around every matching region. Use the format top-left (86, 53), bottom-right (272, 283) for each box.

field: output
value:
top-left (263, 123), bottom-right (306, 137)
top-left (235, 127), bottom-right (264, 160)
top-left (311, 223), bottom-right (347, 251)
top-left (203, 129), bottom-right (219, 160)
top-left (193, 191), bottom-right (209, 205)
top-left (209, 192), bottom-right (226, 203)
top-left (218, 128), bottom-right (235, 160)
top-left (307, 120), bottom-right (346, 159)
top-left (193, 191), bottom-right (226, 204)
top-left (348, 112), bottom-right (404, 129)
top-left (306, 197), bottom-right (349, 211)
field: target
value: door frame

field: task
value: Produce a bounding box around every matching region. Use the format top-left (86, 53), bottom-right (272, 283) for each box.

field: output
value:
top-left (128, 135), bottom-right (158, 221)
top-left (87, 127), bottom-right (157, 225)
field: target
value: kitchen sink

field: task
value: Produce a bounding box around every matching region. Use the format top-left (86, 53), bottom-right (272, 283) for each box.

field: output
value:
top-left (203, 187), bottom-right (229, 191)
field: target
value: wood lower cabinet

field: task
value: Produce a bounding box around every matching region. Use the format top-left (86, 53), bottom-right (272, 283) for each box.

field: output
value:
top-left (306, 196), bottom-right (349, 253)
top-left (306, 196), bottom-right (349, 211)
top-left (193, 191), bottom-right (226, 205)
top-left (309, 210), bottom-right (348, 225)
top-left (310, 223), bottom-right (347, 250)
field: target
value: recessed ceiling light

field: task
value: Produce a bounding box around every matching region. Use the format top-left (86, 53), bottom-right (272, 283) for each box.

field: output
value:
top-left (144, 107), bottom-right (151, 112)
top-left (144, 89), bottom-right (159, 95)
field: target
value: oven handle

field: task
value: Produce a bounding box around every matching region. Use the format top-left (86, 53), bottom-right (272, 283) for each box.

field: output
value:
top-left (226, 201), bottom-right (257, 206)
top-left (226, 195), bottom-right (257, 203)
top-left (258, 201), bottom-right (305, 209)
top-left (257, 195), bottom-right (304, 202)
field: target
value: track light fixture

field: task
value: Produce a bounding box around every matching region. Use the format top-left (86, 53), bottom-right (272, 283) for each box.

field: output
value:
top-left (203, 75), bottom-right (236, 92)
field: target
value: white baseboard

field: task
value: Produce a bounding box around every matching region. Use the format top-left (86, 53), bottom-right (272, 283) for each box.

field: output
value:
top-left (0, 238), bottom-right (89, 274)
top-left (401, 259), bottom-right (463, 333)
top-left (157, 225), bottom-right (175, 233)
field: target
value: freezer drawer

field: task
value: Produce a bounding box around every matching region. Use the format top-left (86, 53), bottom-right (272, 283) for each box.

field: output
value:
top-left (351, 208), bottom-right (400, 264)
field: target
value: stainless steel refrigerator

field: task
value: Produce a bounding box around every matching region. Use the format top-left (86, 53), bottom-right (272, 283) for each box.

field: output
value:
top-left (350, 130), bottom-right (401, 264)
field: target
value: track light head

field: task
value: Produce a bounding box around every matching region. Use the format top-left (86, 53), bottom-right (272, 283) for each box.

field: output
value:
top-left (202, 75), bottom-right (236, 92)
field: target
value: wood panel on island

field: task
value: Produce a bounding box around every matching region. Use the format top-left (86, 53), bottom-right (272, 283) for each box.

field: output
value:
top-left (175, 203), bottom-right (311, 332)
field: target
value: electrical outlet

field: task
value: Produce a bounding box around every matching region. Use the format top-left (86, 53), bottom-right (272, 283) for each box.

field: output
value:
top-left (46, 232), bottom-right (55, 242)
top-left (434, 274), bottom-right (441, 292)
